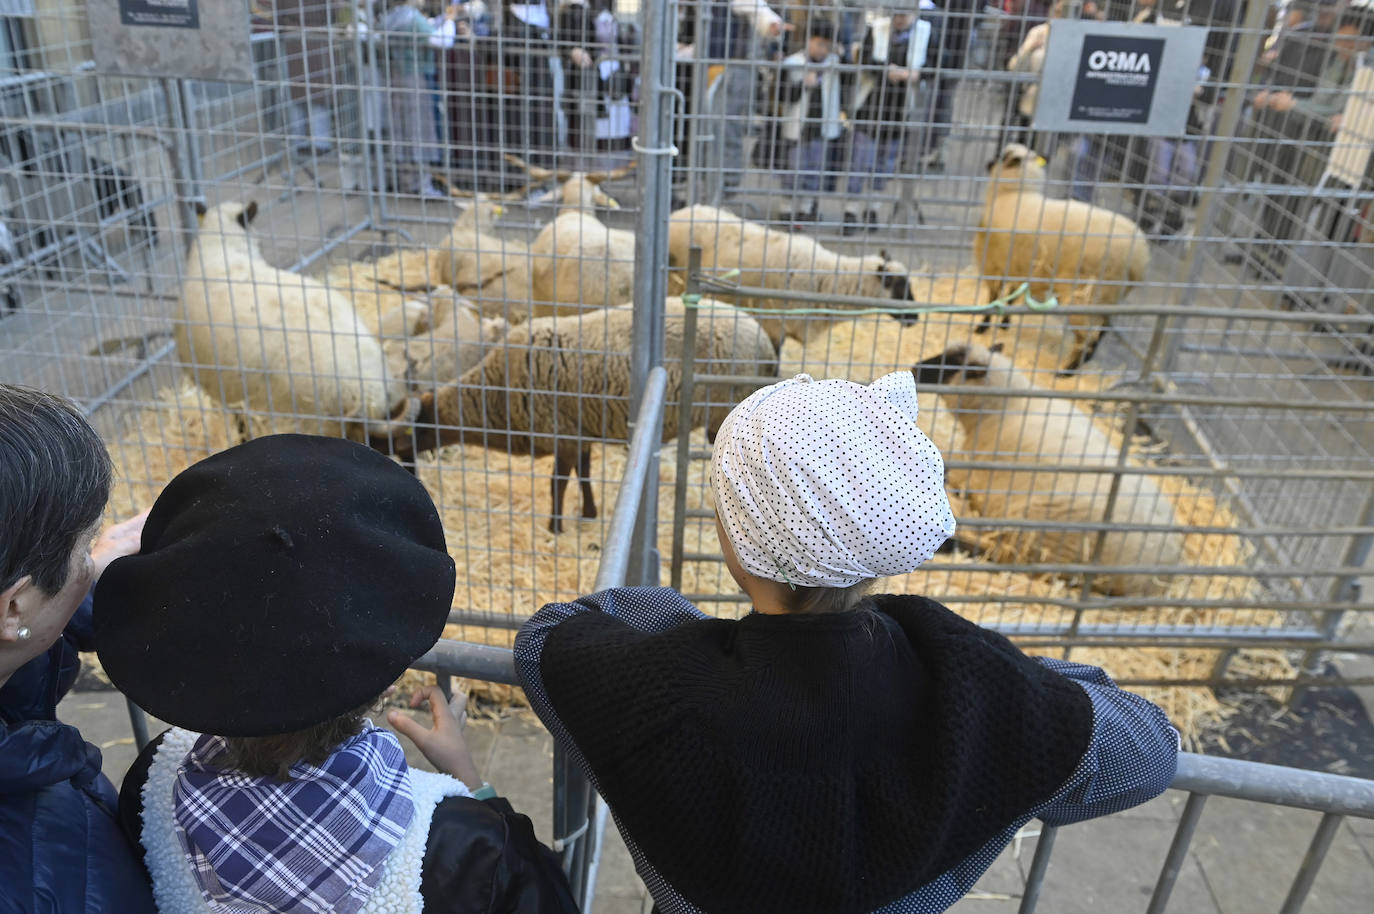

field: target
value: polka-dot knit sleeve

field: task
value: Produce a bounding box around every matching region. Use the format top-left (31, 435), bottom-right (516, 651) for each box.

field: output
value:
top-left (1031, 658), bottom-right (1180, 826)
top-left (513, 587), bottom-right (713, 914)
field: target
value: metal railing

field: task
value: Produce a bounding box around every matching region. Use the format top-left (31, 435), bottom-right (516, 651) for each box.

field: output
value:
top-left (121, 364), bottom-right (669, 914)
top-left (1027, 753), bottom-right (1374, 914)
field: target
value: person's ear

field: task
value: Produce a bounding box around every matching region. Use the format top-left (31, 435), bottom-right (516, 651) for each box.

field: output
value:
top-left (0, 576), bottom-right (32, 642)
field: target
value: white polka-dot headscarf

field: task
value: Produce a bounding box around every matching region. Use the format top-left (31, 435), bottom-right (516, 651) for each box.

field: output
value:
top-left (711, 370), bottom-right (956, 588)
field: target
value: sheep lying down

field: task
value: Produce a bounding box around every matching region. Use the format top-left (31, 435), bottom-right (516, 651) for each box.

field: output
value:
top-left (369, 299), bottom-right (778, 532)
top-left (914, 343), bottom-right (1184, 596)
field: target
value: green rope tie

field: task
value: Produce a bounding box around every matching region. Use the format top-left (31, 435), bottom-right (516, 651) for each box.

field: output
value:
top-left (683, 274), bottom-right (1059, 318)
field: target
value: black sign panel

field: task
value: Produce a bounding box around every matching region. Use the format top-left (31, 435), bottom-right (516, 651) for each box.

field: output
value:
top-left (119, 0), bottom-right (199, 29)
top-left (1069, 34), bottom-right (1165, 125)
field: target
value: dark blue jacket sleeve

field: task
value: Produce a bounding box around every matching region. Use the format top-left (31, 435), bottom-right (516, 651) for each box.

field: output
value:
top-left (1033, 658), bottom-right (1180, 826)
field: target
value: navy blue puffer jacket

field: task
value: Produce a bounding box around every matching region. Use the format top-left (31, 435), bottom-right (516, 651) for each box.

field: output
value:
top-left (0, 593), bottom-right (154, 914)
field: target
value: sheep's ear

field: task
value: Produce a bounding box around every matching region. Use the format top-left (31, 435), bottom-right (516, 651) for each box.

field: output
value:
top-left (985, 156), bottom-right (999, 173)
top-left (192, 200), bottom-right (207, 218)
top-left (236, 201), bottom-right (259, 229)
top-left (989, 342), bottom-right (1005, 354)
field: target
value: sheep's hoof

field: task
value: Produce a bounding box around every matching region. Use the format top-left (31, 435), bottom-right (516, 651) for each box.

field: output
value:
top-left (548, 517), bottom-right (564, 535)
top-left (973, 323), bottom-right (990, 336)
top-left (582, 505), bottom-right (598, 520)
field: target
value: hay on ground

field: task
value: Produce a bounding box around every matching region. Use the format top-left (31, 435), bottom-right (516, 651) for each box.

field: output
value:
top-left (104, 336), bottom-right (1291, 744)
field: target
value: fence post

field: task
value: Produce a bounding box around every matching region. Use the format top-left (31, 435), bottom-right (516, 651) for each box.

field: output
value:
top-left (628, 0), bottom-right (677, 589)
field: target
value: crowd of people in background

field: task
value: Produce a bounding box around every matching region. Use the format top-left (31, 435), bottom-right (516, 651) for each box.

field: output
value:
top-left (257, 1), bottom-right (1374, 246)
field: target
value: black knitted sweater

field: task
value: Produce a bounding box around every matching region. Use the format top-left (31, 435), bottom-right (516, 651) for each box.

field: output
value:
top-left (539, 594), bottom-right (1094, 914)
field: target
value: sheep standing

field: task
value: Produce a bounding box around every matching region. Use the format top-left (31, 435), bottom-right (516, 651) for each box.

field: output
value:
top-left (914, 343), bottom-right (1183, 596)
top-left (522, 210), bottom-right (638, 317)
top-left (974, 143), bottom-right (1150, 372)
top-left (177, 201), bottom-right (404, 438)
top-left (666, 205), bottom-right (920, 352)
top-left (371, 299), bottom-right (778, 532)
top-left (384, 287), bottom-right (509, 386)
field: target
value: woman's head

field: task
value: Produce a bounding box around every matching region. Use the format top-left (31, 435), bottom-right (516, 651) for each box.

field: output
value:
top-left (709, 371), bottom-right (955, 613)
top-left (96, 434), bottom-right (456, 739)
top-left (0, 385), bottom-right (111, 673)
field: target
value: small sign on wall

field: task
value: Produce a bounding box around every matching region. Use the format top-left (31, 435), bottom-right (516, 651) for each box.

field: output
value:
top-left (1034, 21), bottom-right (1207, 136)
top-left (90, 0), bottom-right (253, 82)
top-left (119, 0), bottom-right (200, 30)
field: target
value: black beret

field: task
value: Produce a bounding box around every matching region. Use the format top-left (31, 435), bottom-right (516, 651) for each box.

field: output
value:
top-left (95, 434), bottom-right (455, 737)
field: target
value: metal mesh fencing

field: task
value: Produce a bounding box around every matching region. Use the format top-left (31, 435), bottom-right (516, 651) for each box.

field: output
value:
top-left (1, 0), bottom-right (1372, 742)
top-left (663, 0), bottom-right (1374, 725)
top-left (0, 1), bottom-right (681, 654)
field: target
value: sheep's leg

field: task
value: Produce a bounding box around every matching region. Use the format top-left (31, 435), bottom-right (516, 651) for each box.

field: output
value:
top-left (974, 284), bottom-right (1001, 335)
top-left (1058, 316), bottom-right (1109, 375)
top-left (577, 446), bottom-right (597, 520)
top-left (550, 448), bottom-right (574, 534)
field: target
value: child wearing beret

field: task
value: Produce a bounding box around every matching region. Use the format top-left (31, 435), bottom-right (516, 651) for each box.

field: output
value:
top-left (100, 435), bottom-right (577, 914)
top-left (515, 370), bottom-right (1180, 914)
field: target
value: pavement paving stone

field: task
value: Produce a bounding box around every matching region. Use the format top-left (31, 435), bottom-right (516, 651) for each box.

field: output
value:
top-left (1012, 814), bottom-right (1221, 914)
top-left (485, 713), bottom-right (558, 847)
top-left (1188, 797), bottom-right (1374, 914)
top-left (594, 819), bottom-right (646, 899)
top-left (1350, 825), bottom-right (1374, 869)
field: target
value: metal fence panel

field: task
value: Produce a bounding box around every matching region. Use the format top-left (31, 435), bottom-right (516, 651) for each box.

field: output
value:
top-left (661, 0), bottom-right (1374, 734)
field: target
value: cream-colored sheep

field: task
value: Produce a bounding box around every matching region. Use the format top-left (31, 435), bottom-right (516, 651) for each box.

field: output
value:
top-left (177, 201), bottom-right (404, 438)
top-left (914, 343), bottom-right (1184, 596)
top-left (974, 143), bottom-right (1150, 372)
top-left (522, 210), bottom-right (637, 317)
top-left (372, 299), bottom-right (777, 531)
top-left (384, 287), bottom-right (509, 386)
top-left (666, 205), bottom-right (920, 351)
top-left (321, 261), bottom-right (429, 339)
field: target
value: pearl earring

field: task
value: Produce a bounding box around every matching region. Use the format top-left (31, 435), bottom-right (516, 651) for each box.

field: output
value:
top-left (16, 626), bottom-right (31, 641)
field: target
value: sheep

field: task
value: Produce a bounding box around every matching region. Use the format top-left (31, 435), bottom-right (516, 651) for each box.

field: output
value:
top-left (974, 143), bottom-right (1150, 372)
top-left (499, 153), bottom-right (635, 211)
top-left (522, 210), bottom-right (638, 317)
top-left (321, 261), bottom-right (430, 340)
top-left (913, 342), bottom-right (1184, 596)
top-left (177, 201), bottom-right (406, 438)
top-left (384, 287), bottom-right (510, 387)
top-left (666, 204), bottom-right (921, 352)
top-left (361, 198), bottom-right (524, 305)
top-left (370, 299), bottom-right (778, 532)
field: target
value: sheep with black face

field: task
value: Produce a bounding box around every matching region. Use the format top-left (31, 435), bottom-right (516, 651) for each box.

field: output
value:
top-left (667, 205), bottom-right (922, 352)
top-left (914, 343), bottom-right (1183, 596)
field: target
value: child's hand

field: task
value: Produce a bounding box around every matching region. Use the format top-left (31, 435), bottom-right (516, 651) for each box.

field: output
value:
top-left (388, 685), bottom-right (483, 791)
top-left (803, 71), bottom-right (820, 88)
top-left (92, 509), bottom-right (150, 580)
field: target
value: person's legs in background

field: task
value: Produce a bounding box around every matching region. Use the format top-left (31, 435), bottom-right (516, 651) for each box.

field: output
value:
top-left (783, 136), bottom-right (826, 224)
top-left (844, 128), bottom-right (878, 234)
top-left (722, 61), bottom-right (759, 193)
top-left (924, 75), bottom-right (957, 169)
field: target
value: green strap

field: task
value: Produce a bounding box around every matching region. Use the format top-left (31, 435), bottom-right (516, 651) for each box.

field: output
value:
top-left (682, 275), bottom-right (1060, 318)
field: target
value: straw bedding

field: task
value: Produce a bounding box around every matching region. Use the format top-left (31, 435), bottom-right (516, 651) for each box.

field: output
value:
top-left (99, 277), bottom-right (1291, 744)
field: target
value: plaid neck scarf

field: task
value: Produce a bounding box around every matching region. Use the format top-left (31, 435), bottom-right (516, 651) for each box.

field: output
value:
top-left (173, 721), bottom-right (415, 914)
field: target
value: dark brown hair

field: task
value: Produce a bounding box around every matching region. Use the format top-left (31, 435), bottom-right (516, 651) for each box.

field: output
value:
top-left (783, 578), bottom-right (875, 615)
top-left (220, 700), bottom-right (377, 781)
